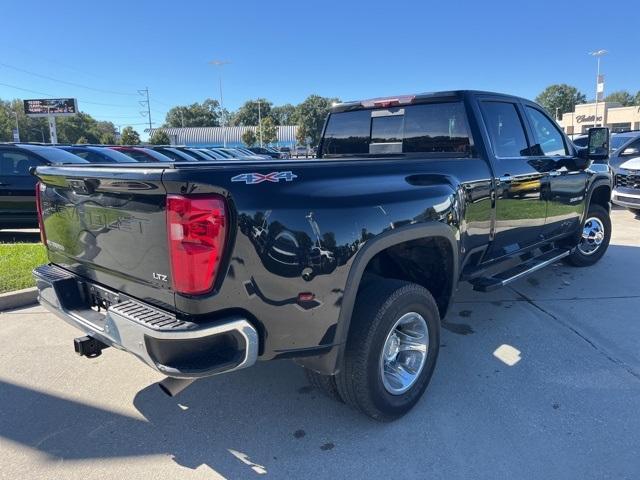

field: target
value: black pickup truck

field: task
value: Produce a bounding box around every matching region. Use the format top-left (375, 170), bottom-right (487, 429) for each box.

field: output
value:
top-left (33, 91), bottom-right (613, 420)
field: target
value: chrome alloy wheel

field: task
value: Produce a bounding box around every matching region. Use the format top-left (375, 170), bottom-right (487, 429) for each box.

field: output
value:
top-left (379, 312), bottom-right (429, 395)
top-left (578, 217), bottom-right (605, 256)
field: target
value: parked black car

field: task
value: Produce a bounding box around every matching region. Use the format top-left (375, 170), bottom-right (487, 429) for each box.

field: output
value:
top-left (0, 143), bottom-right (88, 229)
top-left (33, 90), bottom-right (612, 420)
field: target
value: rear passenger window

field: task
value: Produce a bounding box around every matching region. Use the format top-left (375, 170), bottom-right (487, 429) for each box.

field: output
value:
top-left (322, 110), bottom-right (371, 155)
top-left (0, 151), bottom-right (41, 176)
top-left (321, 102), bottom-right (472, 157)
top-left (481, 102), bottom-right (529, 158)
top-left (403, 103), bottom-right (471, 154)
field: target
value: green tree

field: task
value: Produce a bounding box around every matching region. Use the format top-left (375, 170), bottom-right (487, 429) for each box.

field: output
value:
top-left (164, 98), bottom-right (221, 127)
top-left (95, 120), bottom-right (118, 144)
top-left (634, 91), bottom-right (640, 106)
top-left (120, 126), bottom-right (141, 145)
top-left (100, 132), bottom-right (116, 145)
top-left (76, 136), bottom-right (89, 144)
top-left (0, 99), bottom-right (50, 142)
top-left (296, 123), bottom-right (309, 146)
top-left (259, 117), bottom-right (278, 145)
top-left (605, 90), bottom-right (634, 106)
top-left (535, 84), bottom-right (586, 119)
top-left (56, 112), bottom-right (102, 143)
top-left (241, 128), bottom-right (257, 147)
top-left (271, 104), bottom-right (297, 125)
top-left (295, 95), bottom-right (339, 146)
top-left (149, 130), bottom-right (171, 145)
top-left (232, 99), bottom-right (273, 126)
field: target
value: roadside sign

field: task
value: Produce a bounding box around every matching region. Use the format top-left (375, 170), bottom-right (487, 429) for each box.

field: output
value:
top-left (23, 98), bottom-right (78, 117)
top-left (12, 128), bottom-right (20, 142)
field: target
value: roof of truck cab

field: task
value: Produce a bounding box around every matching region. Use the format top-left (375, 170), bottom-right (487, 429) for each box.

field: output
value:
top-left (331, 90), bottom-right (524, 112)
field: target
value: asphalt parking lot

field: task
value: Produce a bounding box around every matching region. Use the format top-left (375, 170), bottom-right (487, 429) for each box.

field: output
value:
top-left (0, 208), bottom-right (638, 479)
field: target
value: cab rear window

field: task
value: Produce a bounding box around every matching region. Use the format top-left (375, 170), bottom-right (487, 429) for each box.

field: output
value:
top-left (321, 102), bottom-right (472, 157)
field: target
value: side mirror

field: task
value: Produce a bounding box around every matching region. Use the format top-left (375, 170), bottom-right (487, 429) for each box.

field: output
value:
top-left (587, 127), bottom-right (609, 161)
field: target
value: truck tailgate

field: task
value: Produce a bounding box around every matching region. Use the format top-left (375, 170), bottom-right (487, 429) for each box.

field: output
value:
top-left (36, 165), bottom-right (175, 311)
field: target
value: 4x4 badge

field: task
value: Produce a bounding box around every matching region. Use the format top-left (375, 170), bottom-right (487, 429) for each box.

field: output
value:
top-left (231, 171), bottom-right (297, 185)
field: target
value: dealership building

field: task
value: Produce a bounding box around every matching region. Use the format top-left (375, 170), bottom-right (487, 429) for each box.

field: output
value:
top-left (558, 102), bottom-right (640, 135)
top-left (148, 125), bottom-right (299, 147)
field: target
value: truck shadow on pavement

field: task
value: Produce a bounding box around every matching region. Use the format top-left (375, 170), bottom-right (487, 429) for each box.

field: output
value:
top-left (0, 362), bottom-right (379, 477)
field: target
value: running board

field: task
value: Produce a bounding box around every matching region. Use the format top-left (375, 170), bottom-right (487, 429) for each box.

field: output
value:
top-left (471, 248), bottom-right (571, 292)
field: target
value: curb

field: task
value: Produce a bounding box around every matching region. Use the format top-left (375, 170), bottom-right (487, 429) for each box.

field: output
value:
top-left (0, 287), bottom-right (38, 312)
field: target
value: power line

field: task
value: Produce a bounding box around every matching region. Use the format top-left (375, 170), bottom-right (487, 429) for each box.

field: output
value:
top-left (0, 62), bottom-right (138, 96)
top-left (93, 114), bottom-right (152, 119)
top-left (9, 45), bottom-right (143, 91)
top-left (0, 81), bottom-right (138, 108)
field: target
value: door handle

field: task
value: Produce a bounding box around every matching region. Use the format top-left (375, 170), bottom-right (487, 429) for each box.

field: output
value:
top-left (498, 175), bottom-right (512, 183)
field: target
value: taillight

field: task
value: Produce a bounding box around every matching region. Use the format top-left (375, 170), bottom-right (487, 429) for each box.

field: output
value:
top-left (166, 194), bottom-right (227, 295)
top-left (35, 182), bottom-right (47, 246)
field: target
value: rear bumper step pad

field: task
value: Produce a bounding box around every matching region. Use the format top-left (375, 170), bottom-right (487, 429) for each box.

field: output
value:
top-left (33, 264), bottom-right (259, 378)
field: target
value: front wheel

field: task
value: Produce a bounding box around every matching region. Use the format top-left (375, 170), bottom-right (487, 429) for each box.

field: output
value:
top-left (335, 279), bottom-right (440, 421)
top-left (564, 204), bottom-right (611, 267)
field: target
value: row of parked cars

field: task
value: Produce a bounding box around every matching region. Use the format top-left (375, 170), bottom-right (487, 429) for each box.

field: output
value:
top-left (0, 142), bottom-right (299, 229)
top-left (55, 144), bottom-right (293, 164)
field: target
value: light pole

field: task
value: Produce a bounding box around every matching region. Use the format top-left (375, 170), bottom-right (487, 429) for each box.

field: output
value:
top-left (12, 111), bottom-right (20, 141)
top-left (589, 49), bottom-right (607, 128)
top-left (209, 59), bottom-right (231, 147)
top-left (257, 99), bottom-right (263, 147)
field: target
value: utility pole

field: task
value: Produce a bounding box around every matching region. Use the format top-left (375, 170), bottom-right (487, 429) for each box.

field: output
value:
top-left (46, 106), bottom-right (58, 144)
top-left (257, 99), bottom-right (263, 147)
top-left (138, 87), bottom-right (153, 133)
top-left (589, 49), bottom-right (607, 128)
top-left (209, 60), bottom-right (231, 147)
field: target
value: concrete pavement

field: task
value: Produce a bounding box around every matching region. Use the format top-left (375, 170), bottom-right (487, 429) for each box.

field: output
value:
top-left (0, 208), bottom-right (638, 479)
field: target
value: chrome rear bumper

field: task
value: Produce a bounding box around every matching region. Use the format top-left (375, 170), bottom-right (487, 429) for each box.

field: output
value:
top-left (33, 264), bottom-right (259, 379)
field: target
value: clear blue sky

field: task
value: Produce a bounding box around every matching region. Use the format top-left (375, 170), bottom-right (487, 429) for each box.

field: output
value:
top-left (0, 0), bottom-right (636, 132)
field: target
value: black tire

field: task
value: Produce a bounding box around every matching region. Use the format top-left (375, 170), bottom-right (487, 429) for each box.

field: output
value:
top-left (564, 204), bottom-right (611, 267)
top-left (304, 368), bottom-right (343, 402)
top-left (335, 279), bottom-right (440, 421)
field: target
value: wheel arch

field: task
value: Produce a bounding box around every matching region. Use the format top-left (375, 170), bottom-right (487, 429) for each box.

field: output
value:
top-left (584, 178), bottom-right (612, 220)
top-left (306, 223), bottom-right (458, 375)
top-left (295, 223), bottom-right (459, 375)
